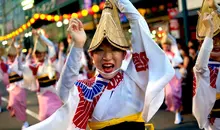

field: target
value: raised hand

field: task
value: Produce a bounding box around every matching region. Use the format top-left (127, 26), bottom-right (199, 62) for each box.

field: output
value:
top-left (207, 0), bottom-right (218, 10)
top-left (67, 18), bottom-right (87, 48)
top-left (200, 12), bottom-right (214, 38)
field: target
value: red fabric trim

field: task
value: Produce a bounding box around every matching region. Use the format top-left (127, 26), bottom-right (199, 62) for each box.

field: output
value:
top-left (0, 62), bottom-right (8, 73)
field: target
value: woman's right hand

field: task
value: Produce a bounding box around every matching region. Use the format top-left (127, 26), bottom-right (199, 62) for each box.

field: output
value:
top-left (67, 18), bottom-right (87, 48)
top-left (199, 12), bottom-right (214, 38)
top-left (207, 0), bottom-right (219, 10)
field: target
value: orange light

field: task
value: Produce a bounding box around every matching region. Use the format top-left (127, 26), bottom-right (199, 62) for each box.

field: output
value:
top-left (54, 15), bottom-right (60, 21)
top-left (99, 2), bottom-right (105, 10)
top-left (19, 28), bottom-right (23, 33)
top-left (159, 5), bottom-right (165, 11)
top-left (34, 14), bottom-right (40, 19)
top-left (30, 18), bottom-right (35, 24)
top-left (46, 15), bottom-right (53, 21)
top-left (81, 9), bottom-right (88, 17)
top-left (77, 12), bottom-right (82, 18)
top-left (40, 14), bottom-right (46, 20)
top-left (92, 5), bottom-right (99, 13)
top-left (138, 8), bottom-right (146, 16)
top-left (22, 24), bottom-right (27, 30)
top-left (63, 14), bottom-right (69, 19)
top-left (27, 22), bottom-right (31, 27)
top-left (71, 13), bottom-right (78, 18)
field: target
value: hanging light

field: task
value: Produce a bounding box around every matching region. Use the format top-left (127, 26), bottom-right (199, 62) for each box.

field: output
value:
top-left (152, 30), bottom-right (156, 35)
top-left (40, 14), bottom-right (46, 20)
top-left (46, 15), bottom-right (53, 21)
top-left (2, 41), bottom-right (8, 45)
top-left (28, 32), bottom-right (32, 36)
top-left (30, 18), bottom-right (35, 24)
top-left (54, 15), bottom-right (60, 22)
top-left (99, 2), bottom-right (105, 10)
top-left (25, 33), bottom-right (29, 37)
top-left (18, 28), bottom-right (23, 33)
top-left (27, 22), bottom-right (31, 27)
top-left (22, 24), bottom-right (27, 30)
top-left (92, 5), bottom-right (99, 13)
top-left (63, 19), bottom-right (69, 25)
top-left (71, 13), bottom-right (78, 18)
top-left (56, 21), bottom-right (63, 27)
top-left (34, 14), bottom-right (40, 19)
top-left (81, 9), bottom-right (88, 17)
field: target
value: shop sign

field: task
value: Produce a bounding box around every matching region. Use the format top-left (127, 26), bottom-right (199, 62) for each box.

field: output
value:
top-left (178, 0), bottom-right (220, 12)
top-left (31, 0), bottom-right (76, 14)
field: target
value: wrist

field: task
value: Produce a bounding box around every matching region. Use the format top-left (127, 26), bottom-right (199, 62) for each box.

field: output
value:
top-left (206, 29), bottom-right (214, 38)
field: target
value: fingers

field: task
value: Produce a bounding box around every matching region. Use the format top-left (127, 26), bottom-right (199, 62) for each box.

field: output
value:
top-left (197, 11), bottom-right (201, 17)
top-left (67, 18), bottom-right (83, 31)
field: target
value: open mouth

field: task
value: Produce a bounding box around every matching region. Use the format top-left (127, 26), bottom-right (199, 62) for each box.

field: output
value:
top-left (102, 63), bottom-right (115, 73)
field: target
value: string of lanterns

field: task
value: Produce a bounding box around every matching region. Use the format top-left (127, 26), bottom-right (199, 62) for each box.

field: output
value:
top-left (0, 2), bottom-right (173, 42)
top-left (0, 2), bottom-right (105, 41)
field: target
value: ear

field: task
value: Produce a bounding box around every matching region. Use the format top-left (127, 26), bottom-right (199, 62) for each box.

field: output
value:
top-left (89, 52), bottom-right (93, 57)
top-left (123, 51), bottom-right (127, 59)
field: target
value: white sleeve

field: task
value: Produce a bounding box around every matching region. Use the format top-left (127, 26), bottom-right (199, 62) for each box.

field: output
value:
top-left (192, 37), bottom-right (216, 129)
top-left (39, 35), bottom-right (56, 59)
top-left (114, 0), bottom-right (175, 122)
top-left (194, 37), bottom-right (213, 74)
top-left (56, 46), bottom-right (82, 103)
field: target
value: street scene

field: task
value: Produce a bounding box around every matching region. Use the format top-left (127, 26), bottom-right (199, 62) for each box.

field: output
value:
top-left (0, 0), bottom-right (220, 130)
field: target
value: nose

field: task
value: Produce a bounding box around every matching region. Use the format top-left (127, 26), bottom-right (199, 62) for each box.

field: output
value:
top-left (102, 51), bottom-right (112, 61)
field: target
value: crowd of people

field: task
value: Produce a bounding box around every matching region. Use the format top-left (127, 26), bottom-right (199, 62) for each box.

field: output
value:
top-left (0, 0), bottom-right (219, 130)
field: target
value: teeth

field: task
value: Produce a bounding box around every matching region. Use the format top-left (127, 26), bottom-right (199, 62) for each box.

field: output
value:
top-left (103, 64), bottom-right (113, 68)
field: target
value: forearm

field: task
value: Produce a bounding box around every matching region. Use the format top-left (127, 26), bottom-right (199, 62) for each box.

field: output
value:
top-left (39, 35), bottom-right (56, 58)
top-left (194, 37), bottom-right (213, 72)
top-left (56, 45), bottom-right (82, 102)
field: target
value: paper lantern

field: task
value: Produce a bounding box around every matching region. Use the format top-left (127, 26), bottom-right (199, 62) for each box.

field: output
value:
top-left (54, 15), bottom-right (60, 21)
top-left (82, 9), bottom-right (88, 17)
top-left (40, 14), bottom-right (46, 20)
top-left (71, 13), bottom-right (78, 18)
top-left (46, 15), bottom-right (53, 21)
top-left (92, 5), bottom-right (99, 13)
top-left (34, 14), bottom-right (40, 19)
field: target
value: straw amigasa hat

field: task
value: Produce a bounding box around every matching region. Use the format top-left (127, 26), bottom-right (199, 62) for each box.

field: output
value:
top-left (88, 0), bottom-right (131, 52)
top-left (33, 36), bottom-right (47, 53)
top-left (196, 0), bottom-right (220, 40)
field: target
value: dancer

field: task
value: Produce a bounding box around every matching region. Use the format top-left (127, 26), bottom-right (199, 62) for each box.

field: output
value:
top-left (161, 33), bottom-right (183, 124)
top-left (18, 30), bottom-right (63, 121)
top-left (193, 0), bottom-right (220, 129)
top-left (26, 0), bottom-right (174, 129)
top-left (5, 41), bottom-right (29, 129)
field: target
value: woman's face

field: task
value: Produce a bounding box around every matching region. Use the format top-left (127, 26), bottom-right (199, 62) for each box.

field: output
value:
top-left (35, 51), bottom-right (46, 62)
top-left (162, 43), bottom-right (171, 52)
top-left (91, 42), bottom-right (126, 79)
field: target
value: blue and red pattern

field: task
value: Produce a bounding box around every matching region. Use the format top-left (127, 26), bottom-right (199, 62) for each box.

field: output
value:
top-left (193, 62), bottom-right (219, 97)
top-left (72, 72), bottom-right (123, 129)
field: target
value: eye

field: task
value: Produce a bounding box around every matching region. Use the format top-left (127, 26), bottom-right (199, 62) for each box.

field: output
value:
top-left (112, 47), bottom-right (121, 52)
top-left (94, 48), bottom-right (104, 53)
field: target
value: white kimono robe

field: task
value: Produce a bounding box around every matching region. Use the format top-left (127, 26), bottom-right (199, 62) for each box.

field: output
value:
top-left (193, 37), bottom-right (220, 130)
top-left (25, 0), bottom-right (174, 129)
